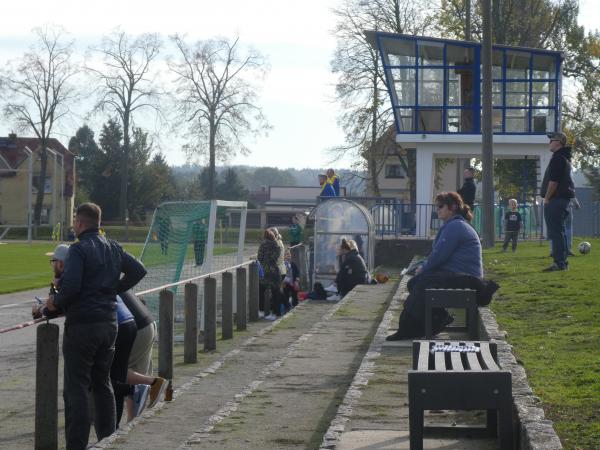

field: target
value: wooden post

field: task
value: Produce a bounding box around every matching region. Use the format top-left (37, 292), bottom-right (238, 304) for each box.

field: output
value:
top-left (35, 323), bottom-right (59, 450)
top-left (248, 262), bottom-right (259, 322)
top-left (222, 272), bottom-right (233, 339)
top-left (204, 277), bottom-right (217, 351)
top-left (184, 283), bottom-right (198, 363)
top-left (159, 290), bottom-right (174, 387)
top-left (236, 267), bottom-right (247, 331)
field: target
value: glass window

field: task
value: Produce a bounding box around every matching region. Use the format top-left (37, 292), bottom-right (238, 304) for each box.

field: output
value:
top-left (531, 81), bottom-right (556, 107)
top-left (447, 108), bottom-right (474, 133)
top-left (505, 108), bottom-right (528, 132)
top-left (447, 68), bottom-right (474, 106)
top-left (506, 50), bottom-right (530, 79)
top-left (492, 109), bottom-right (503, 132)
top-left (418, 68), bottom-right (443, 106)
top-left (505, 81), bottom-right (529, 107)
top-left (492, 50), bottom-right (504, 79)
top-left (396, 108), bottom-right (414, 132)
top-left (532, 109), bottom-right (555, 133)
top-left (316, 203), bottom-right (369, 233)
top-left (446, 44), bottom-right (475, 66)
top-left (417, 108), bottom-right (443, 132)
top-left (418, 41), bottom-right (443, 66)
top-left (391, 68), bottom-right (416, 106)
top-left (492, 82), bottom-right (503, 106)
top-left (532, 54), bottom-right (557, 79)
top-left (383, 37), bottom-right (416, 66)
top-left (385, 164), bottom-right (406, 178)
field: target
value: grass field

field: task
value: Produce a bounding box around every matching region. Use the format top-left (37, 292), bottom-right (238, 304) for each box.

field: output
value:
top-left (484, 238), bottom-right (600, 450)
top-left (0, 242), bottom-right (144, 295)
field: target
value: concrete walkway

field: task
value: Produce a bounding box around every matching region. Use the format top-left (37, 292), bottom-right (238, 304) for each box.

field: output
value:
top-left (94, 275), bottom-right (502, 450)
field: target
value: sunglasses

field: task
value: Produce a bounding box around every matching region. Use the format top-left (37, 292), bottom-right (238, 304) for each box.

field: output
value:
top-left (436, 204), bottom-right (445, 209)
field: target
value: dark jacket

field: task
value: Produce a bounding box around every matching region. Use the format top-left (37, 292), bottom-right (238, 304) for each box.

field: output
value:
top-left (540, 146), bottom-right (575, 199)
top-left (119, 290), bottom-right (154, 330)
top-left (257, 238), bottom-right (281, 286)
top-left (335, 249), bottom-right (367, 297)
top-left (53, 228), bottom-right (147, 325)
top-left (458, 178), bottom-right (476, 209)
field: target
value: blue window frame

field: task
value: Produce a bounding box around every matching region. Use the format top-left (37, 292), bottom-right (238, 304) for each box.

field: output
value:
top-left (372, 32), bottom-right (562, 135)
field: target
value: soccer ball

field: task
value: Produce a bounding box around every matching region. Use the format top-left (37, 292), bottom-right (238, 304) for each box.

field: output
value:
top-left (577, 241), bottom-right (592, 255)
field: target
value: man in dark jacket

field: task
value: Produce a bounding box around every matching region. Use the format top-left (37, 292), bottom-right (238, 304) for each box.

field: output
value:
top-left (541, 131), bottom-right (575, 272)
top-left (457, 167), bottom-right (476, 209)
top-left (45, 203), bottom-right (147, 449)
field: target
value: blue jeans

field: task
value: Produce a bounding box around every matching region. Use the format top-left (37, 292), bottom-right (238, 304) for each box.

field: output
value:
top-left (544, 198), bottom-right (570, 268)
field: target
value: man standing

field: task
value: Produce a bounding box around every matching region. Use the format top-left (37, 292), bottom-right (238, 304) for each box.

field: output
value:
top-left (32, 244), bottom-right (70, 319)
top-left (326, 168), bottom-right (340, 196)
top-left (541, 132), bottom-right (575, 272)
top-left (457, 167), bottom-right (476, 210)
top-left (45, 203), bottom-right (147, 449)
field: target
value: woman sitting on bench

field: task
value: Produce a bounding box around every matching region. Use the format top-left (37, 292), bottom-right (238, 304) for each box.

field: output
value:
top-left (387, 191), bottom-right (484, 341)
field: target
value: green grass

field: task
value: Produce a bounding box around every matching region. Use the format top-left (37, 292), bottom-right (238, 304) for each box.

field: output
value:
top-left (0, 242), bottom-right (143, 295)
top-left (484, 239), bottom-right (600, 450)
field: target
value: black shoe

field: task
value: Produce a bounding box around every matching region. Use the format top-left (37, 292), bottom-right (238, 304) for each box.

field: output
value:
top-left (542, 264), bottom-right (567, 272)
top-left (386, 330), bottom-right (413, 341)
top-left (567, 251), bottom-right (575, 256)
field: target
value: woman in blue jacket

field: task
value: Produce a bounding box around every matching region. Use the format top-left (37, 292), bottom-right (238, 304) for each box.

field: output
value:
top-left (387, 192), bottom-right (483, 340)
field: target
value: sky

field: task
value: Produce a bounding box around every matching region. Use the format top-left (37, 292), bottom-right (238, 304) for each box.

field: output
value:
top-left (0, 0), bottom-right (598, 169)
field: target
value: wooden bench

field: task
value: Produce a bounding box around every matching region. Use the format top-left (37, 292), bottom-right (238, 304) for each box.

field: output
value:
top-left (408, 340), bottom-right (514, 450)
top-left (424, 288), bottom-right (478, 339)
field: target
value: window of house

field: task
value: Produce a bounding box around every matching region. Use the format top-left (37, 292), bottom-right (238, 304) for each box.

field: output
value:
top-left (385, 164), bottom-right (405, 179)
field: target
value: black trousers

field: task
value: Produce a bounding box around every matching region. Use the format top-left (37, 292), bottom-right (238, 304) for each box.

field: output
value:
top-left (111, 320), bottom-right (137, 426)
top-left (502, 231), bottom-right (519, 251)
top-left (63, 321), bottom-right (118, 450)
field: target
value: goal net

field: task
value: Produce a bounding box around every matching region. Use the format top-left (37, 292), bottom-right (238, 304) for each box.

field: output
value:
top-left (135, 200), bottom-right (248, 318)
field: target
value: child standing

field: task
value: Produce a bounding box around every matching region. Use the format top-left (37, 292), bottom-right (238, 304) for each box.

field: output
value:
top-left (502, 199), bottom-right (522, 252)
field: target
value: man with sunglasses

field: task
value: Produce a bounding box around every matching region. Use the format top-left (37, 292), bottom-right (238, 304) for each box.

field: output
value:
top-left (540, 131), bottom-right (575, 272)
top-left (32, 244), bottom-right (70, 319)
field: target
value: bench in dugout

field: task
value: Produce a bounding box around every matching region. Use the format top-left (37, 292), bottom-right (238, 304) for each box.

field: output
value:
top-left (408, 340), bottom-right (514, 450)
top-left (424, 288), bottom-right (478, 339)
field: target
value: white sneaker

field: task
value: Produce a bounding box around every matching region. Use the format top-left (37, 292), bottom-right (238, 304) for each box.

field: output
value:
top-left (132, 384), bottom-right (150, 417)
top-left (264, 314), bottom-right (277, 321)
top-left (324, 284), bottom-right (338, 293)
top-left (258, 311), bottom-right (265, 318)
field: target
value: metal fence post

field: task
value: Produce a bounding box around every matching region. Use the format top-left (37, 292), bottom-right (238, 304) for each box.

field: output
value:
top-left (35, 323), bottom-right (59, 450)
top-left (184, 283), bottom-right (198, 363)
top-left (159, 290), bottom-right (174, 399)
top-left (236, 267), bottom-right (247, 331)
top-left (248, 262), bottom-right (259, 322)
top-left (222, 272), bottom-right (233, 339)
top-left (204, 277), bottom-right (217, 351)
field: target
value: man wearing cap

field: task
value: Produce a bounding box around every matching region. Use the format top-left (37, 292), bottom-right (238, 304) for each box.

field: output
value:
top-left (540, 131), bottom-right (575, 272)
top-left (32, 244), bottom-right (70, 319)
top-left (44, 203), bottom-right (147, 449)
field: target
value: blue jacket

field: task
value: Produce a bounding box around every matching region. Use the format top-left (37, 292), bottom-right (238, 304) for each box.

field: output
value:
top-left (320, 182), bottom-right (336, 197)
top-left (421, 215), bottom-right (483, 278)
top-left (53, 228), bottom-right (147, 325)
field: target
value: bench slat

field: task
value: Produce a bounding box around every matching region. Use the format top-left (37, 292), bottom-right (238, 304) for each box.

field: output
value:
top-left (417, 341), bottom-right (430, 371)
top-left (479, 342), bottom-right (500, 371)
top-left (434, 349), bottom-right (446, 371)
top-left (466, 350), bottom-right (482, 371)
top-left (449, 341), bottom-right (465, 371)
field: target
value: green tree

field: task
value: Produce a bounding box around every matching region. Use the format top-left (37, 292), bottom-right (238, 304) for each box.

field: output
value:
top-left (69, 125), bottom-right (101, 205)
top-left (218, 168), bottom-right (248, 201)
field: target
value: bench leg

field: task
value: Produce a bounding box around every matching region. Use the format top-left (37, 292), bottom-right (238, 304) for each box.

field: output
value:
top-left (487, 409), bottom-right (498, 437)
top-left (468, 304), bottom-right (479, 339)
top-left (498, 401), bottom-right (514, 450)
top-left (409, 405), bottom-right (424, 450)
top-left (424, 302), bottom-right (432, 339)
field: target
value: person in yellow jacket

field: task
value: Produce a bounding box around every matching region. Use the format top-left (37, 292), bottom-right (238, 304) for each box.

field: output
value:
top-left (326, 168), bottom-right (340, 196)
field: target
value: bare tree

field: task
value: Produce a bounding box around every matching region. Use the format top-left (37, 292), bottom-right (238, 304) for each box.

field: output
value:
top-left (330, 0), bottom-right (436, 196)
top-left (0, 26), bottom-right (77, 225)
top-left (87, 31), bottom-right (162, 220)
top-left (169, 35), bottom-right (269, 199)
